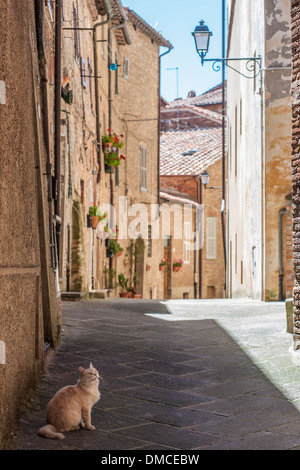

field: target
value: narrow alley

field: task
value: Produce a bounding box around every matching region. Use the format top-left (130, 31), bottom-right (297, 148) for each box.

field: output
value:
top-left (13, 298), bottom-right (300, 451)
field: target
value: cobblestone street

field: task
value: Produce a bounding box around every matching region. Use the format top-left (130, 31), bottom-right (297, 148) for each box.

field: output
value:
top-left (12, 299), bottom-right (300, 450)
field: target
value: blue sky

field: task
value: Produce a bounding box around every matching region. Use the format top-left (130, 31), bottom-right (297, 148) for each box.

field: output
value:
top-left (125, 0), bottom-right (224, 102)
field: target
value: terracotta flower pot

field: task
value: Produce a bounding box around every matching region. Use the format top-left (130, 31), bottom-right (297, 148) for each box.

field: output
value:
top-left (105, 164), bottom-right (115, 173)
top-left (159, 265), bottom-right (164, 271)
top-left (103, 142), bottom-right (113, 152)
top-left (146, 265), bottom-right (151, 271)
top-left (173, 266), bottom-right (181, 272)
top-left (120, 292), bottom-right (131, 298)
top-left (91, 216), bottom-right (99, 230)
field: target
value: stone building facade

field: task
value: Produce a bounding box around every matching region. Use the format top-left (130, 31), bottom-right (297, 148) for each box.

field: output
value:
top-left (52, 1), bottom-right (173, 300)
top-left (160, 92), bottom-right (225, 299)
top-left (226, 0), bottom-right (292, 301)
top-left (0, 0), bottom-right (62, 448)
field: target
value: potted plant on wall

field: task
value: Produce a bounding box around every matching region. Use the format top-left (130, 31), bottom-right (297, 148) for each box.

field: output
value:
top-left (173, 259), bottom-right (183, 272)
top-left (102, 130), bottom-right (125, 173)
top-left (89, 203), bottom-right (107, 230)
top-left (117, 273), bottom-right (131, 298)
top-left (159, 259), bottom-right (169, 271)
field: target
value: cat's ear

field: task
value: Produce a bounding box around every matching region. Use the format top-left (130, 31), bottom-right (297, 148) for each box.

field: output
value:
top-left (79, 367), bottom-right (85, 375)
top-left (89, 362), bottom-right (93, 369)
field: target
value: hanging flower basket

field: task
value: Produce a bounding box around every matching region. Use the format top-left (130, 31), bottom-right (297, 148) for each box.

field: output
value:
top-left (91, 216), bottom-right (99, 230)
top-left (105, 164), bottom-right (115, 173)
top-left (173, 259), bottom-right (183, 272)
top-left (103, 141), bottom-right (113, 152)
top-left (159, 259), bottom-right (169, 270)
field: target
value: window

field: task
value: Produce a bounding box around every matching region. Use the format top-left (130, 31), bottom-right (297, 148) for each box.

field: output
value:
top-left (240, 98), bottom-right (242, 135)
top-left (183, 222), bottom-right (190, 264)
top-left (140, 146), bottom-right (147, 191)
top-left (235, 105), bottom-right (238, 176)
top-left (81, 58), bottom-right (86, 88)
top-left (80, 180), bottom-right (84, 205)
top-left (88, 58), bottom-right (93, 106)
top-left (115, 165), bottom-right (119, 188)
top-left (115, 53), bottom-right (119, 96)
top-left (48, 0), bottom-right (54, 19)
top-left (206, 217), bottom-right (217, 259)
top-left (123, 58), bottom-right (130, 79)
top-left (147, 225), bottom-right (152, 257)
top-left (73, 3), bottom-right (80, 64)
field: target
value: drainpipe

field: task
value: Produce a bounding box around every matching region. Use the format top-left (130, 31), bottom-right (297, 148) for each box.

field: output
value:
top-left (34, 0), bottom-right (55, 267)
top-left (279, 208), bottom-right (287, 301)
top-left (54, 0), bottom-right (62, 264)
top-left (107, 1), bottom-right (131, 272)
top-left (93, 0), bottom-right (113, 183)
top-left (158, 46), bottom-right (172, 206)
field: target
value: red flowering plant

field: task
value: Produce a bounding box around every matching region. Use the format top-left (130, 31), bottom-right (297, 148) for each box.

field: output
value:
top-left (89, 202), bottom-right (108, 221)
top-left (159, 258), bottom-right (169, 267)
top-left (102, 129), bottom-right (125, 167)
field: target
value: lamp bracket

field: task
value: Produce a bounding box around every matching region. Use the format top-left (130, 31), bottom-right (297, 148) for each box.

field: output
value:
top-left (200, 56), bottom-right (262, 79)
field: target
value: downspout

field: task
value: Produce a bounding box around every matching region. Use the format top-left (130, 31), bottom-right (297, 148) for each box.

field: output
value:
top-left (158, 46), bottom-right (172, 206)
top-left (93, 0), bottom-right (113, 183)
top-left (54, 0), bottom-right (62, 264)
top-left (279, 208), bottom-right (287, 301)
top-left (34, 0), bottom-right (54, 267)
top-left (107, 1), bottom-right (131, 273)
top-left (221, 0), bottom-right (227, 294)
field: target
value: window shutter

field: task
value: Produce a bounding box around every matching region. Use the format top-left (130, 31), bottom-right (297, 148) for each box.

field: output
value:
top-left (140, 146), bottom-right (147, 191)
top-left (123, 58), bottom-right (130, 79)
top-left (206, 218), bottom-right (217, 259)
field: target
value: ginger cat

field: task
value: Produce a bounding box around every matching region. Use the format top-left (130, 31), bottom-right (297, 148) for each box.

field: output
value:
top-left (39, 363), bottom-right (100, 440)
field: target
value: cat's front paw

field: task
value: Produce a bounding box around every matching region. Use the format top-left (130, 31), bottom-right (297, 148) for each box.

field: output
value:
top-left (86, 425), bottom-right (96, 431)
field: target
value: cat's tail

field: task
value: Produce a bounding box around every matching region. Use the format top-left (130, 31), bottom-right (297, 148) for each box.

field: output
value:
top-left (39, 424), bottom-right (65, 440)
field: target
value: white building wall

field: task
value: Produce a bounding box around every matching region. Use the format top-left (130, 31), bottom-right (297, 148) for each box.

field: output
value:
top-left (226, 0), bottom-right (265, 299)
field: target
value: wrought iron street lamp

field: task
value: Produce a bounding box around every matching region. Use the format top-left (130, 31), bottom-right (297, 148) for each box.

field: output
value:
top-left (192, 20), bottom-right (262, 79)
top-left (200, 170), bottom-right (210, 188)
top-left (192, 20), bottom-right (213, 66)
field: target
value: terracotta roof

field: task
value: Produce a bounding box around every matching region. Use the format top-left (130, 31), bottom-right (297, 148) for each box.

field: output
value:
top-left (124, 8), bottom-right (173, 48)
top-left (161, 105), bottom-right (223, 126)
top-left (166, 83), bottom-right (225, 109)
top-left (160, 191), bottom-right (201, 207)
top-left (160, 127), bottom-right (222, 176)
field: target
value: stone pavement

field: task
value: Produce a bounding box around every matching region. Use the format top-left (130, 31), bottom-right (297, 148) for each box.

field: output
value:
top-left (12, 298), bottom-right (300, 450)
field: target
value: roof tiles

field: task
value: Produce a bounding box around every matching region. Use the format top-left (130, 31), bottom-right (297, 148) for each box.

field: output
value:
top-left (160, 127), bottom-right (222, 176)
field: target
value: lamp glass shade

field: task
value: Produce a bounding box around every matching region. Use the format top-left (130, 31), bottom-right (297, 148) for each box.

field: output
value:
top-left (200, 171), bottom-right (210, 186)
top-left (192, 20), bottom-right (212, 55)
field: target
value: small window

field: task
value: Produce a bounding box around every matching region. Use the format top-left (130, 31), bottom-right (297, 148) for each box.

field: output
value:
top-left (88, 58), bottom-right (93, 106)
top-left (140, 146), bottom-right (147, 191)
top-left (123, 58), bottom-right (130, 79)
top-left (115, 165), bottom-right (119, 188)
top-left (147, 225), bottom-right (152, 257)
top-left (115, 53), bottom-right (119, 96)
top-left (206, 217), bottom-right (217, 260)
top-left (48, 0), bottom-right (54, 19)
top-left (73, 3), bottom-right (80, 64)
top-left (183, 222), bottom-right (190, 264)
top-left (81, 58), bottom-right (86, 88)
top-left (80, 180), bottom-right (84, 205)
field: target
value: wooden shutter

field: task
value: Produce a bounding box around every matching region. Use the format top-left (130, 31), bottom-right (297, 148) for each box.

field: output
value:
top-left (140, 146), bottom-right (147, 191)
top-left (206, 217), bottom-right (217, 259)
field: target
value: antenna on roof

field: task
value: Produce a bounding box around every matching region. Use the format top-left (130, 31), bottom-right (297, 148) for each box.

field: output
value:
top-left (167, 67), bottom-right (179, 129)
